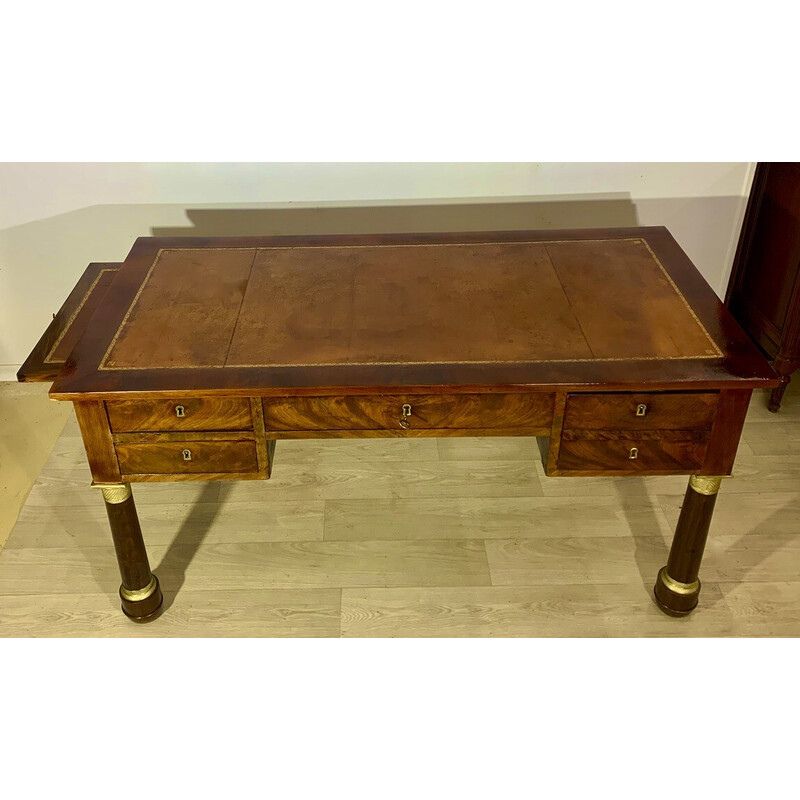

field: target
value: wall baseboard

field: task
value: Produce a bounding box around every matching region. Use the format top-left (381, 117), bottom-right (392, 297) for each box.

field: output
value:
top-left (0, 368), bottom-right (22, 383)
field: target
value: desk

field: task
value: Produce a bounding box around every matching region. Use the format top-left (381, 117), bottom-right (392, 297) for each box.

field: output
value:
top-left (19, 228), bottom-right (779, 621)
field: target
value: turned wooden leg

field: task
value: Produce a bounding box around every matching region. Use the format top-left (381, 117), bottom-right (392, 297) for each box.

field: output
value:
top-left (768, 375), bottom-right (790, 413)
top-left (97, 483), bottom-right (163, 622)
top-left (654, 475), bottom-right (722, 616)
top-left (768, 355), bottom-right (795, 413)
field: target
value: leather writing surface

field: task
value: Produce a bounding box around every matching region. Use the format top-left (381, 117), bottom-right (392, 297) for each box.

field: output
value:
top-left (104, 249), bottom-right (255, 369)
top-left (545, 239), bottom-right (719, 359)
top-left (100, 238), bottom-right (720, 371)
top-left (228, 242), bottom-right (594, 366)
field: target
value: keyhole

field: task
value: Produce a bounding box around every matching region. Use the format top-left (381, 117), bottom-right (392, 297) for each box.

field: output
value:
top-left (182, 449), bottom-right (192, 461)
top-left (175, 405), bottom-right (185, 418)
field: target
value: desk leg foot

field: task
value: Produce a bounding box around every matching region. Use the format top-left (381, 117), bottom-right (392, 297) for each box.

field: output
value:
top-left (768, 375), bottom-right (790, 413)
top-left (98, 483), bottom-right (163, 622)
top-left (654, 475), bottom-right (721, 616)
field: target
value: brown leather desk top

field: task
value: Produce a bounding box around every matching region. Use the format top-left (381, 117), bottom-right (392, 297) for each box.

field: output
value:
top-left (48, 227), bottom-right (777, 398)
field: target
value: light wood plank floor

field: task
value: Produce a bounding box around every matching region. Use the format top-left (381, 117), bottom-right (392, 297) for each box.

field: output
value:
top-left (1, 384), bottom-right (798, 637)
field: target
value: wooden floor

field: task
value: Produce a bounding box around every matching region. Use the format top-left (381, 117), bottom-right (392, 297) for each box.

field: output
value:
top-left (1, 383), bottom-right (799, 637)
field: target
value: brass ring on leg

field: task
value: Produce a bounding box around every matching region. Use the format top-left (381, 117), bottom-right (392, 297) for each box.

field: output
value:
top-left (95, 483), bottom-right (132, 504)
top-left (653, 567), bottom-right (701, 616)
top-left (119, 575), bottom-right (163, 622)
top-left (688, 475), bottom-right (723, 496)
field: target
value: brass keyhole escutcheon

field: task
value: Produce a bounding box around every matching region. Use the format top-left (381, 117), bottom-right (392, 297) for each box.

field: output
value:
top-left (175, 405), bottom-right (186, 418)
top-left (399, 403), bottom-right (412, 429)
top-left (636, 404), bottom-right (647, 417)
top-left (629, 447), bottom-right (639, 460)
top-left (182, 449), bottom-right (192, 461)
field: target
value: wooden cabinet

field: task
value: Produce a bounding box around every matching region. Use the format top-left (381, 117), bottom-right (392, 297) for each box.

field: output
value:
top-left (727, 162), bottom-right (800, 411)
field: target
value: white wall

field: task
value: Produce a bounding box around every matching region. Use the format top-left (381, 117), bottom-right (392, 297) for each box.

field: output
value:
top-left (0, 162), bottom-right (755, 381)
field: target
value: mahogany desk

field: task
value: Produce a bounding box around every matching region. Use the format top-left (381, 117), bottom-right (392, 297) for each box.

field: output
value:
top-left (18, 228), bottom-right (779, 622)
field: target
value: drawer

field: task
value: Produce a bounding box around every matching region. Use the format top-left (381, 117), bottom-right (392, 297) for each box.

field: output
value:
top-left (563, 391), bottom-right (718, 431)
top-left (263, 393), bottom-right (554, 432)
top-left (107, 397), bottom-right (252, 432)
top-left (115, 439), bottom-right (258, 475)
top-left (557, 433), bottom-right (707, 473)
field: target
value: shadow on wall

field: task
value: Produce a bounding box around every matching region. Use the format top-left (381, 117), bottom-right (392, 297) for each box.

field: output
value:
top-left (150, 196), bottom-right (640, 237)
top-left (1, 193), bottom-right (640, 372)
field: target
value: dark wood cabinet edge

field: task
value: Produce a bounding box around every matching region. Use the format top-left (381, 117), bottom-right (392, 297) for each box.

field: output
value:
top-left (17, 263), bottom-right (121, 383)
top-left (724, 163), bottom-right (800, 412)
top-left (725, 164), bottom-right (769, 306)
top-left (728, 293), bottom-right (782, 357)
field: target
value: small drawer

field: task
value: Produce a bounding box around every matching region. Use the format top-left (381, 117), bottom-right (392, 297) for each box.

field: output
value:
top-left (263, 393), bottom-right (554, 432)
top-left (116, 439), bottom-right (258, 475)
top-left (107, 397), bottom-right (252, 432)
top-left (563, 391), bottom-right (718, 431)
top-left (557, 434), bottom-right (707, 473)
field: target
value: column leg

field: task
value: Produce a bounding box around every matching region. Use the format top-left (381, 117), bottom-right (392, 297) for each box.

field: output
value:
top-left (97, 483), bottom-right (163, 622)
top-left (654, 475), bottom-right (722, 616)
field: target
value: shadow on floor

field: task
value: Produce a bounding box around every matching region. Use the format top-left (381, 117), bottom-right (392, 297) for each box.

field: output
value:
top-left (154, 482), bottom-right (232, 613)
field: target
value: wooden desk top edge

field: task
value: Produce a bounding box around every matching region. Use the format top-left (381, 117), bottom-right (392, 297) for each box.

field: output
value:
top-left (49, 226), bottom-right (780, 400)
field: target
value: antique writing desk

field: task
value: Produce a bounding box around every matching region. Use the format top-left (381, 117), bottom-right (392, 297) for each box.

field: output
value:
top-left (19, 228), bottom-right (779, 622)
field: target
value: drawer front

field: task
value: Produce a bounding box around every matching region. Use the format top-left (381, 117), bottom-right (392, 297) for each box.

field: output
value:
top-left (557, 435), bottom-right (707, 473)
top-left (563, 391), bottom-right (718, 431)
top-left (107, 398), bottom-right (252, 432)
top-left (263, 393), bottom-right (554, 432)
top-left (116, 440), bottom-right (258, 475)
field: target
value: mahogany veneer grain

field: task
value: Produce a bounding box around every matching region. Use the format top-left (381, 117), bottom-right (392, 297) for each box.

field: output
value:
top-left (107, 397), bottom-right (252, 432)
top-left (562, 391), bottom-right (718, 431)
top-left (263, 393), bottom-right (554, 433)
top-left (115, 439), bottom-right (259, 475)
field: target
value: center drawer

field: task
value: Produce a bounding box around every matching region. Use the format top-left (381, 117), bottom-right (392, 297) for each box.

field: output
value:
top-left (263, 393), bottom-right (554, 432)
